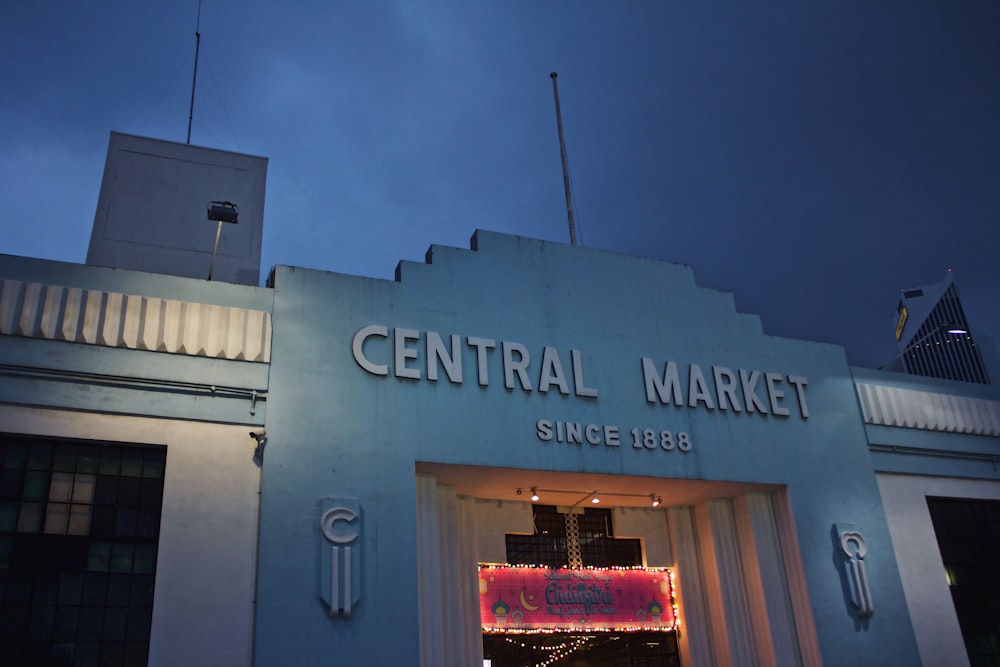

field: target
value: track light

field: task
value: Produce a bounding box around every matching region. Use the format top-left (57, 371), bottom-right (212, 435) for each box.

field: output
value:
top-left (530, 488), bottom-right (539, 502)
top-left (591, 492), bottom-right (600, 504)
top-left (651, 495), bottom-right (662, 507)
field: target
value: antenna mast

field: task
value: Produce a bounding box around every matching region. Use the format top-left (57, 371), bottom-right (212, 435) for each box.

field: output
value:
top-left (549, 72), bottom-right (578, 246)
top-left (186, 0), bottom-right (203, 144)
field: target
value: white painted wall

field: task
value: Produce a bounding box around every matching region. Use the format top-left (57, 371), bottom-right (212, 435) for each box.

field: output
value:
top-left (877, 473), bottom-right (1000, 667)
top-left (0, 405), bottom-right (260, 667)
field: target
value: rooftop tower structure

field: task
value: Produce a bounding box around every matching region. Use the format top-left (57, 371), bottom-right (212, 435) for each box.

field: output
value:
top-left (86, 132), bottom-right (267, 285)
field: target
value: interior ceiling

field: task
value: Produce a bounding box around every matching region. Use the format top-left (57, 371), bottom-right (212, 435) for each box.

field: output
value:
top-left (417, 462), bottom-right (781, 509)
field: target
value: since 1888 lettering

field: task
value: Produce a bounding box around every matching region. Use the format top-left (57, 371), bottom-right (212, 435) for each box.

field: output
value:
top-left (536, 419), bottom-right (692, 452)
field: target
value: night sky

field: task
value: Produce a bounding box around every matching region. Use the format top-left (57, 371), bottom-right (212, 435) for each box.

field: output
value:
top-left (2, 1), bottom-right (998, 369)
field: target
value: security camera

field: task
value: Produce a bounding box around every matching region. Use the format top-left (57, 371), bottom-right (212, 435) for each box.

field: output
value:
top-left (249, 430), bottom-right (266, 441)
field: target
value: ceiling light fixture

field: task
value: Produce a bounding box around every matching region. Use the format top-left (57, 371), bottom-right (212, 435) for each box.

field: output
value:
top-left (530, 488), bottom-right (539, 502)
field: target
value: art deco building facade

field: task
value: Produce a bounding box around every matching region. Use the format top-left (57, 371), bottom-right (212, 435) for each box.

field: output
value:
top-left (0, 135), bottom-right (998, 666)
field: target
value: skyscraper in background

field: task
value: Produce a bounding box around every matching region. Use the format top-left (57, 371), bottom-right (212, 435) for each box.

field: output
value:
top-left (888, 271), bottom-right (998, 385)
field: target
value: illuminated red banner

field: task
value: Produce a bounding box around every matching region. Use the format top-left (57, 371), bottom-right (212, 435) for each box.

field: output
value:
top-left (479, 565), bottom-right (676, 632)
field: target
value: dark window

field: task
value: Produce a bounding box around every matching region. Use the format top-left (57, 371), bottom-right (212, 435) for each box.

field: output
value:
top-left (0, 435), bottom-right (165, 667)
top-left (505, 504), bottom-right (642, 568)
top-left (927, 497), bottom-right (1000, 667)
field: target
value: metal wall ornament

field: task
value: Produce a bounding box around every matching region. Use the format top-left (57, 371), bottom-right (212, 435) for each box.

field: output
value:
top-left (836, 525), bottom-right (874, 618)
top-left (320, 499), bottom-right (362, 619)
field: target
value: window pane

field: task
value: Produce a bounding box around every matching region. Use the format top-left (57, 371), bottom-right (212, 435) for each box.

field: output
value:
top-left (102, 608), bottom-right (127, 641)
top-left (0, 501), bottom-right (18, 532)
top-left (0, 469), bottom-right (23, 499)
top-left (54, 446), bottom-right (77, 473)
top-left (49, 472), bottom-right (74, 502)
top-left (44, 503), bottom-right (70, 535)
top-left (120, 452), bottom-right (143, 478)
top-left (17, 502), bottom-right (43, 533)
top-left (23, 471), bottom-right (49, 501)
top-left (98, 450), bottom-right (121, 476)
top-left (27, 444), bottom-right (52, 470)
top-left (107, 574), bottom-right (130, 606)
top-left (59, 572), bottom-right (84, 605)
top-left (114, 510), bottom-right (137, 539)
top-left (5, 443), bottom-right (27, 469)
top-left (82, 574), bottom-right (108, 605)
top-left (68, 504), bottom-right (93, 536)
top-left (77, 608), bottom-right (104, 639)
top-left (77, 447), bottom-right (100, 475)
top-left (73, 474), bottom-right (96, 504)
top-left (111, 544), bottom-right (133, 573)
top-left (87, 543), bottom-right (111, 573)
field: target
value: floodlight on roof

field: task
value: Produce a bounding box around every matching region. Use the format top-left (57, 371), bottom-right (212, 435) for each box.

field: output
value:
top-left (207, 200), bottom-right (239, 280)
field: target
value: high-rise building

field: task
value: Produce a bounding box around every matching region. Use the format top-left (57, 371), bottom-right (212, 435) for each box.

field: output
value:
top-left (889, 271), bottom-right (997, 385)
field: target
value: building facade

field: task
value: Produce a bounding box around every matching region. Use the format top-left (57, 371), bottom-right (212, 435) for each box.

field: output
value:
top-left (1, 140), bottom-right (999, 667)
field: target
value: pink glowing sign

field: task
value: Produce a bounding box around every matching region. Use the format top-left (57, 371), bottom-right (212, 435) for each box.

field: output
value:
top-left (479, 566), bottom-right (675, 632)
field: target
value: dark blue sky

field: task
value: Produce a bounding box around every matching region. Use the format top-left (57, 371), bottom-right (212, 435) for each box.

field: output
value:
top-left (2, 1), bottom-right (998, 368)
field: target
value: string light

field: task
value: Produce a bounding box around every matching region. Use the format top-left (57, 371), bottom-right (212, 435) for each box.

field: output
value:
top-left (479, 564), bottom-right (680, 634)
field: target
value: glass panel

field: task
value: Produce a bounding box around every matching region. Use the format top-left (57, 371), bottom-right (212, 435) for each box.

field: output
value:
top-left (142, 451), bottom-right (164, 479)
top-left (126, 609), bottom-right (151, 641)
top-left (98, 450), bottom-right (121, 476)
top-left (139, 479), bottom-right (162, 508)
top-left (116, 479), bottom-right (140, 507)
top-left (0, 468), bottom-right (23, 499)
top-left (75, 640), bottom-right (100, 665)
top-left (87, 543), bottom-right (111, 573)
top-left (77, 609), bottom-right (104, 640)
top-left (91, 506), bottom-right (115, 538)
top-left (101, 640), bottom-right (126, 666)
top-left (73, 474), bottom-right (96, 503)
top-left (111, 544), bottom-right (133, 573)
top-left (28, 604), bottom-right (56, 641)
top-left (81, 574), bottom-right (108, 605)
top-left (107, 574), bottom-right (131, 606)
top-left (120, 451), bottom-right (143, 478)
top-left (94, 476), bottom-right (118, 506)
top-left (68, 504), bottom-right (93, 536)
top-left (77, 447), bottom-right (100, 475)
top-left (59, 572), bottom-right (85, 605)
top-left (133, 545), bottom-right (154, 574)
top-left (54, 445), bottom-right (77, 472)
top-left (17, 502), bottom-right (43, 533)
top-left (136, 511), bottom-right (159, 540)
top-left (114, 509), bottom-right (137, 539)
top-left (102, 608), bottom-right (127, 640)
top-left (23, 471), bottom-right (49, 500)
top-left (44, 503), bottom-right (70, 535)
top-left (53, 606), bottom-right (80, 641)
top-left (27, 443), bottom-right (52, 470)
top-left (124, 640), bottom-right (148, 667)
top-left (0, 501), bottom-right (18, 531)
top-left (129, 575), bottom-right (153, 606)
top-left (0, 535), bottom-right (12, 568)
top-left (5, 442), bottom-right (27, 469)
